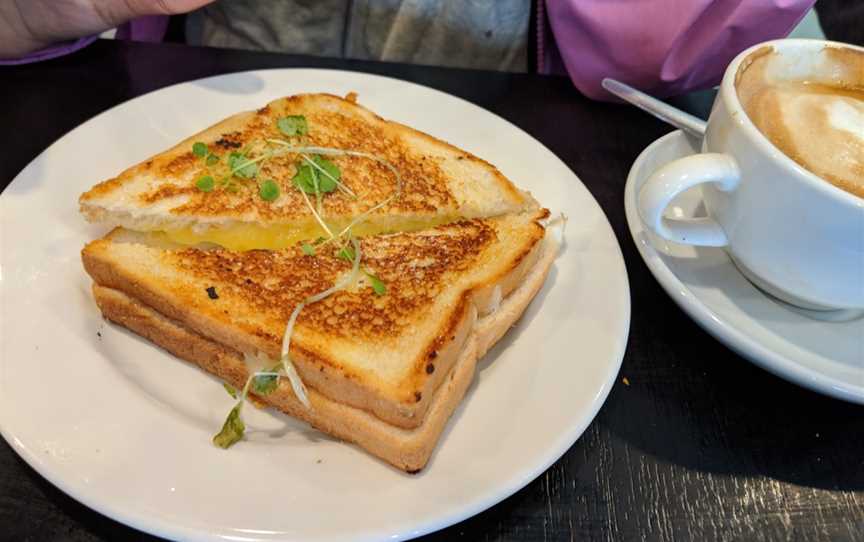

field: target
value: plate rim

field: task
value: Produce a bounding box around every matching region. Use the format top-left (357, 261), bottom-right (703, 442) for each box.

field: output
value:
top-left (1, 67), bottom-right (630, 541)
top-left (623, 129), bottom-right (863, 405)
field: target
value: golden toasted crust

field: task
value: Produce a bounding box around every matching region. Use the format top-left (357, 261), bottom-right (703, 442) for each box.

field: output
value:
top-left (79, 93), bottom-right (530, 229)
top-left (88, 234), bottom-right (558, 471)
top-left (476, 233), bottom-right (560, 358)
top-left (162, 219), bottom-right (496, 341)
top-left (81, 212), bottom-right (548, 428)
top-left (92, 285), bottom-right (477, 472)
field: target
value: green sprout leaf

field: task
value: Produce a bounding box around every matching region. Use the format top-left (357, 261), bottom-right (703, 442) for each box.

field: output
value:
top-left (192, 142), bottom-right (208, 157)
top-left (259, 179), bottom-right (280, 201)
top-left (293, 157), bottom-right (339, 195)
top-left (212, 404), bottom-right (245, 449)
top-left (223, 383), bottom-right (237, 399)
top-left (292, 164), bottom-right (318, 194)
top-left (312, 155), bottom-right (342, 185)
top-left (337, 245), bottom-right (355, 261)
top-left (252, 372), bottom-right (279, 395)
top-left (229, 152), bottom-right (257, 179)
top-left (227, 152), bottom-right (243, 169)
top-left (277, 115), bottom-right (308, 137)
top-left (206, 153), bottom-right (220, 166)
top-left (301, 242), bottom-right (316, 256)
top-left (366, 271), bottom-right (387, 296)
top-left (196, 175), bottom-right (215, 192)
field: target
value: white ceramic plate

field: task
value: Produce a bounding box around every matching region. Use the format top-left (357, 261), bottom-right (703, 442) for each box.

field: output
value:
top-left (0, 69), bottom-right (629, 541)
top-left (625, 130), bottom-right (864, 404)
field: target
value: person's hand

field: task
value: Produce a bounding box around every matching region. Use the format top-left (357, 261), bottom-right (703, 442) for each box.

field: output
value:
top-left (0, 0), bottom-right (213, 58)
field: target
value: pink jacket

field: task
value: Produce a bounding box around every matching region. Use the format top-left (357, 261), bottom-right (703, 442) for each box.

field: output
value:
top-left (541, 0), bottom-right (815, 99)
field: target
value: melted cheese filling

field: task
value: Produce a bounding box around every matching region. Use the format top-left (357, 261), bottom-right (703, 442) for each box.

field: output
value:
top-left (159, 215), bottom-right (458, 251)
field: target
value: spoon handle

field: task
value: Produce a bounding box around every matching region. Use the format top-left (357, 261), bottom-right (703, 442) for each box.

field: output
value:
top-left (602, 78), bottom-right (707, 138)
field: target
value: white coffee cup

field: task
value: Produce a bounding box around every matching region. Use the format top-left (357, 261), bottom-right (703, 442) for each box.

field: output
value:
top-left (638, 39), bottom-right (864, 312)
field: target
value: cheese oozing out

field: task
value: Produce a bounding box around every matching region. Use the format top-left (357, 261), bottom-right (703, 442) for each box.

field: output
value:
top-left (159, 215), bottom-right (459, 251)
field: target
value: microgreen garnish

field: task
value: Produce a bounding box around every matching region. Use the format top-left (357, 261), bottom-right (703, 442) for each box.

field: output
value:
top-left (207, 121), bottom-right (411, 448)
top-left (298, 187), bottom-right (334, 238)
top-left (212, 404), bottom-right (245, 448)
top-left (259, 179), bottom-right (280, 201)
top-left (196, 175), bottom-right (215, 192)
top-left (252, 370), bottom-right (279, 395)
top-left (228, 151), bottom-right (258, 179)
top-left (227, 152), bottom-right (244, 171)
top-left (193, 142), bottom-right (221, 165)
top-left (278, 237), bottom-right (362, 410)
top-left (303, 155), bottom-right (340, 189)
top-left (223, 383), bottom-right (237, 399)
top-left (315, 156), bottom-right (339, 181)
top-left (365, 271), bottom-right (387, 296)
top-left (292, 156), bottom-right (339, 195)
top-left (337, 245), bottom-right (355, 261)
top-left (292, 165), bottom-right (317, 194)
top-left (277, 115), bottom-right (308, 137)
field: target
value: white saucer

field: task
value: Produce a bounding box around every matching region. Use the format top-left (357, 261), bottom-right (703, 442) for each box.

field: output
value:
top-left (624, 130), bottom-right (864, 404)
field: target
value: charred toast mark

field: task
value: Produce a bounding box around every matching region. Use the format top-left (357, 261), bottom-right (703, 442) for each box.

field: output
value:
top-left (163, 219), bottom-right (496, 341)
top-left (215, 133), bottom-right (243, 149)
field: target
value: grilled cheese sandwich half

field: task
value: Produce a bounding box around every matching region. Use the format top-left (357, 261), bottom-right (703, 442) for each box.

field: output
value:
top-left (83, 212), bottom-right (559, 470)
top-left (79, 93), bottom-right (535, 250)
top-left (83, 210), bottom-right (550, 430)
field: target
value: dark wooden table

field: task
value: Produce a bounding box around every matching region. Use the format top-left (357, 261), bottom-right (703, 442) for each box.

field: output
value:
top-left (1, 40), bottom-right (862, 542)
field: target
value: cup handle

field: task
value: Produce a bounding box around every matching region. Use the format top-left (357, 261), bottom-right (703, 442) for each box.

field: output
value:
top-left (637, 153), bottom-right (740, 247)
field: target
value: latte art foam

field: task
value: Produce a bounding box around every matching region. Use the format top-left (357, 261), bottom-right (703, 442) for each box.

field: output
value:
top-left (734, 44), bottom-right (864, 199)
top-left (743, 82), bottom-right (864, 198)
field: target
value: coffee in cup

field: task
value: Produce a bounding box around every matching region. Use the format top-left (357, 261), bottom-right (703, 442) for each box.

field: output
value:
top-left (736, 46), bottom-right (864, 198)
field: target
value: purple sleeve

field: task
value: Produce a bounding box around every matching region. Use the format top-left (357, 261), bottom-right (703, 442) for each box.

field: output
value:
top-left (0, 15), bottom-right (167, 66)
top-left (542, 0), bottom-right (816, 100)
top-left (0, 36), bottom-right (98, 66)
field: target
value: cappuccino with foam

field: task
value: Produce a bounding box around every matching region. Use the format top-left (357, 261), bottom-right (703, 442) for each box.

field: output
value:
top-left (736, 47), bottom-right (864, 198)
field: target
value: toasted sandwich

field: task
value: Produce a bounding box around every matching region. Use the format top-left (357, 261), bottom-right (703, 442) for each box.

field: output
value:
top-left (83, 212), bottom-right (558, 471)
top-left (79, 93), bottom-right (559, 471)
top-left (79, 93), bottom-right (533, 250)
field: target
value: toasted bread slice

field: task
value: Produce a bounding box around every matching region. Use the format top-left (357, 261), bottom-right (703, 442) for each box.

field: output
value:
top-left (92, 285), bottom-right (477, 472)
top-left (79, 93), bottom-right (533, 250)
top-left (82, 210), bottom-right (551, 429)
top-left (90, 228), bottom-right (558, 471)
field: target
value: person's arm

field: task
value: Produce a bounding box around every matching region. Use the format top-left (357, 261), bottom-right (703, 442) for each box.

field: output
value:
top-left (543, 0), bottom-right (816, 100)
top-left (0, 0), bottom-right (213, 60)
